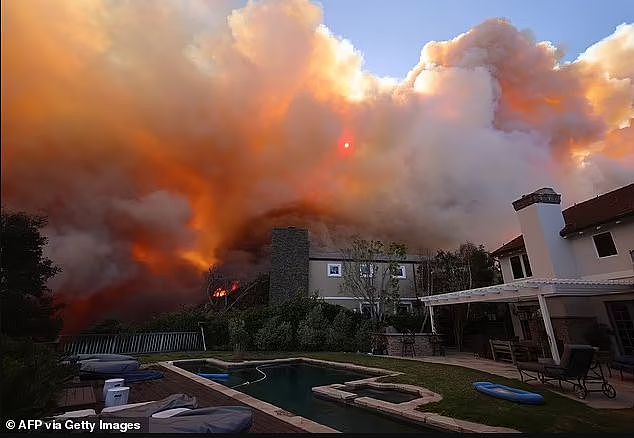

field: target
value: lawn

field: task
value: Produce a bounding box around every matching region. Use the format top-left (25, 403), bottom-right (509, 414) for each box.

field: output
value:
top-left (140, 351), bottom-right (633, 433)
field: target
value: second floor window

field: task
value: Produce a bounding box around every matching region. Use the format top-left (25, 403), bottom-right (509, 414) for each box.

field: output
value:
top-left (361, 302), bottom-right (376, 318)
top-left (593, 232), bottom-right (618, 258)
top-left (392, 265), bottom-right (406, 279)
top-left (327, 263), bottom-right (342, 277)
top-left (360, 263), bottom-right (373, 278)
top-left (510, 253), bottom-right (532, 280)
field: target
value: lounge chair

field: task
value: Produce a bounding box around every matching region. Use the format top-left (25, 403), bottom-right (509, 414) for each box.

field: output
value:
top-left (517, 344), bottom-right (616, 399)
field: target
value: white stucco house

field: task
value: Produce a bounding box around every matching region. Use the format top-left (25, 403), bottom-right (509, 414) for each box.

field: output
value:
top-left (421, 183), bottom-right (634, 363)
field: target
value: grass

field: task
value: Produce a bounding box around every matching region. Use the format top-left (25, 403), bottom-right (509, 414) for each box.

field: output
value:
top-left (142, 350), bottom-right (633, 433)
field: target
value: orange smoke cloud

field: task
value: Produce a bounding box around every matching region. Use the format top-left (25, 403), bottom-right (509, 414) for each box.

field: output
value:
top-left (2, 0), bottom-right (632, 331)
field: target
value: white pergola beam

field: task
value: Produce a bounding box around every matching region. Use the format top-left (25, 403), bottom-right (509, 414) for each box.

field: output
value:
top-left (537, 293), bottom-right (561, 364)
top-left (429, 306), bottom-right (437, 334)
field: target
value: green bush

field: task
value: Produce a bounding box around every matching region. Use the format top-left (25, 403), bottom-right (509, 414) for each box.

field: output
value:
top-left (327, 309), bottom-right (356, 351)
top-left (297, 305), bottom-right (329, 351)
top-left (1, 336), bottom-right (75, 418)
top-left (204, 316), bottom-right (229, 349)
top-left (355, 320), bottom-right (374, 352)
top-left (140, 306), bottom-right (206, 332)
top-left (386, 312), bottom-right (426, 333)
top-left (228, 318), bottom-right (249, 353)
top-left (239, 307), bottom-right (274, 349)
top-left (254, 316), bottom-right (294, 351)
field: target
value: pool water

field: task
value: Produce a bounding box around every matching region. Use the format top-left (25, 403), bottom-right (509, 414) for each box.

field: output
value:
top-left (353, 387), bottom-right (419, 403)
top-left (175, 361), bottom-right (434, 433)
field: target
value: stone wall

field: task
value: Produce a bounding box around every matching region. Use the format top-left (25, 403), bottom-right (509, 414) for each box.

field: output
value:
top-left (269, 227), bottom-right (310, 306)
top-left (384, 334), bottom-right (434, 357)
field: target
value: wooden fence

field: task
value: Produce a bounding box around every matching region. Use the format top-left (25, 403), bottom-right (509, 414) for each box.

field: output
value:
top-left (59, 331), bottom-right (204, 355)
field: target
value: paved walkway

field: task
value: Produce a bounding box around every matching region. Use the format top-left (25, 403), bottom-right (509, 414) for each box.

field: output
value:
top-left (384, 353), bottom-right (634, 409)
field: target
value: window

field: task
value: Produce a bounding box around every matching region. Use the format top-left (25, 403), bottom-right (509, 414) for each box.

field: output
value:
top-left (392, 265), bottom-right (406, 279)
top-left (521, 254), bottom-right (532, 277)
top-left (510, 253), bottom-right (532, 279)
top-left (327, 263), bottom-right (342, 277)
top-left (593, 232), bottom-right (618, 258)
top-left (520, 319), bottom-right (532, 340)
top-left (360, 302), bottom-right (376, 318)
top-left (360, 263), bottom-right (373, 278)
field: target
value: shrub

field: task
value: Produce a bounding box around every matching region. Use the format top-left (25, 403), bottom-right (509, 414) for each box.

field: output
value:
top-left (204, 316), bottom-right (229, 349)
top-left (228, 318), bottom-right (249, 353)
top-left (297, 305), bottom-right (329, 351)
top-left (273, 294), bottom-right (316, 328)
top-left (327, 309), bottom-right (356, 351)
top-left (254, 316), bottom-right (294, 351)
top-left (1, 336), bottom-right (75, 418)
top-left (386, 312), bottom-right (426, 333)
top-left (354, 320), bottom-right (374, 352)
top-left (82, 318), bottom-right (130, 334)
top-left (140, 306), bottom-right (206, 332)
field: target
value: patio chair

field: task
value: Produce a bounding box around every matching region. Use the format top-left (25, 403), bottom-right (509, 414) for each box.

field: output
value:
top-left (430, 334), bottom-right (445, 356)
top-left (517, 344), bottom-right (615, 399)
top-left (400, 331), bottom-right (416, 357)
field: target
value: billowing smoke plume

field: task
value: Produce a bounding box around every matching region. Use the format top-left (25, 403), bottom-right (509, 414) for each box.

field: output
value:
top-left (3, 0), bottom-right (633, 331)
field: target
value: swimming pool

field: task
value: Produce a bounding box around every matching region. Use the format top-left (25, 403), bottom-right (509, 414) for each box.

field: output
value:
top-left (175, 361), bottom-right (435, 433)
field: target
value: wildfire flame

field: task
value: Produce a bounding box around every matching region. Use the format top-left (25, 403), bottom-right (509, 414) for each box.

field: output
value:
top-left (211, 281), bottom-right (240, 299)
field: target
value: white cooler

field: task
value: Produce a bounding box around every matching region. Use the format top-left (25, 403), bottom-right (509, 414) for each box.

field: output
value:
top-left (105, 386), bottom-right (130, 408)
top-left (103, 378), bottom-right (125, 399)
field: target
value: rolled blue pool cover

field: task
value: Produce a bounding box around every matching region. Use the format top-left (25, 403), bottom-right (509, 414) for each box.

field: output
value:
top-left (197, 373), bottom-right (230, 381)
top-left (473, 381), bottom-right (544, 405)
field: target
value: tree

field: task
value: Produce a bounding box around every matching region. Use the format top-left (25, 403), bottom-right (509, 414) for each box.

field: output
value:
top-left (1, 210), bottom-right (62, 340)
top-left (413, 242), bottom-right (500, 350)
top-left (340, 238), bottom-right (406, 322)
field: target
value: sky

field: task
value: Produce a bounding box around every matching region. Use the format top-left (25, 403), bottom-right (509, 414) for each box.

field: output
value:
top-left (318, 0), bottom-right (634, 78)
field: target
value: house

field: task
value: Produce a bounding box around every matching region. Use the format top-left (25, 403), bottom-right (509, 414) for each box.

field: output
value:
top-left (421, 183), bottom-right (634, 362)
top-left (268, 227), bottom-right (421, 316)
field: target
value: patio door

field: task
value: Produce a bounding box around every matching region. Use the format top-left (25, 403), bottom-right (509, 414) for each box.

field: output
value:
top-left (607, 301), bottom-right (634, 356)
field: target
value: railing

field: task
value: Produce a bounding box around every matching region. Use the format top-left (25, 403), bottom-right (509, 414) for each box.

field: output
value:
top-left (59, 331), bottom-right (203, 355)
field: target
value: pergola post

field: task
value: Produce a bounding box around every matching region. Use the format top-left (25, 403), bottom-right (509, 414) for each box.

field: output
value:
top-left (537, 294), bottom-right (560, 364)
top-left (428, 306), bottom-right (437, 334)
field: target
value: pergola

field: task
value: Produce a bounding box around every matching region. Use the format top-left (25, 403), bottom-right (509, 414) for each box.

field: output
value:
top-left (419, 278), bottom-right (634, 364)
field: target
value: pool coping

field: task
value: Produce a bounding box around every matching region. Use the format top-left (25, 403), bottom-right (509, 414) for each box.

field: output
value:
top-left (158, 357), bottom-right (519, 434)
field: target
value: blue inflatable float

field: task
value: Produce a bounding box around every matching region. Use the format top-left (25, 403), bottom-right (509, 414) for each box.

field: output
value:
top-left (198, 372), bottom-right (230, 381)
top-left (473, 381), bottom-right (544, 405)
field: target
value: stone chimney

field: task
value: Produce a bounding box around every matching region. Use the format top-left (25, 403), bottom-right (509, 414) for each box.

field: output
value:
top-left (269, 227), bottom-right (310, 305)
top-left (512, 188), bottom-right (577, 278)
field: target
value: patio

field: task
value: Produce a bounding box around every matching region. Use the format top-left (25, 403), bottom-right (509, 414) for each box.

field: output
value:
top-left (389, 351), bottom-right (634, 409)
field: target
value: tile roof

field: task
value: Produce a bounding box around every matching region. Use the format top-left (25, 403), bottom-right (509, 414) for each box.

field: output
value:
top-left (559, 183), bottom-right (634, 236)
top-left (492, 183), bottom-right (634, 256)
top-left (491, 235), bottom-right (525, 257)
